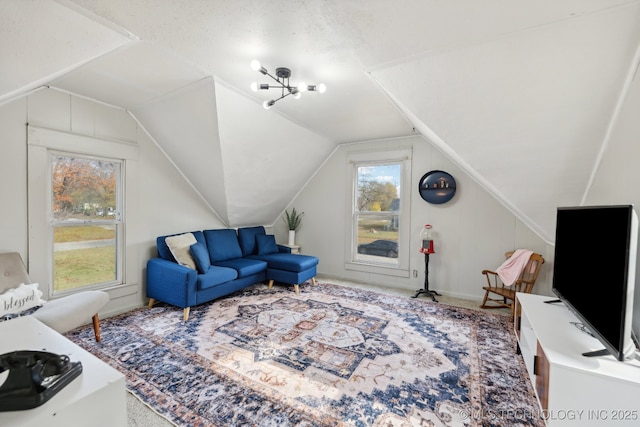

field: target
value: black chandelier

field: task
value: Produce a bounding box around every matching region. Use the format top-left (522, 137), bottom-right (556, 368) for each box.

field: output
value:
top-left (250, 60), bottom-right (326, 109)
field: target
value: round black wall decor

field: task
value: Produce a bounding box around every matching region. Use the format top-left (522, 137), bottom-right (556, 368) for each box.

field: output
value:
top-left (418, 170), bottom-right (456, 204)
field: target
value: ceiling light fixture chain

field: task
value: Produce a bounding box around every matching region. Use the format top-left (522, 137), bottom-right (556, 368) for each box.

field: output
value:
top-left (250, 60), bottom-right (326, 109)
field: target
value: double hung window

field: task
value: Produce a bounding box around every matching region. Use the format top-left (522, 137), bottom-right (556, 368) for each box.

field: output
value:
top-left (50, 153), bottom-right (122, 294)
top-left (347, 149), bottom-right (411, 275)
top-left (353, 162), bottom-right (402, 265)
top-left (28, 125), bottom-right (136, 298)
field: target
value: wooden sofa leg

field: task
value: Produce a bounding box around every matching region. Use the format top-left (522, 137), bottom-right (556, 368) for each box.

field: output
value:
top-left (268, 279), bottom-right (274, 289)
top-left (311, 277), bottom-right (317, 286)
top-left (294, 284), bottom-right (300, 294)
top-left (148, 298), bottom-right (155, 308)
top-left (183, 307), bottom-right (190, 322)
top-left (92, 314), bottom-right (101, 342)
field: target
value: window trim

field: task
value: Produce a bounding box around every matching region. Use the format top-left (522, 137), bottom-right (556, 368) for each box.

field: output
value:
top-left (27, 125), bottom-right (138, 300)
top-left (344, 148), bottom-right (412, 277)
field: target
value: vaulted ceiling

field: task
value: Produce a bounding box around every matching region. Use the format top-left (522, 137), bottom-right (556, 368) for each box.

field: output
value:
top-left (2, 0), bottom-right (640, 242)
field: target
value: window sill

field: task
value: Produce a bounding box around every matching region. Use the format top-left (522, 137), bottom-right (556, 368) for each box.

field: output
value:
top-left (344, 261), bottom-right (410, 278)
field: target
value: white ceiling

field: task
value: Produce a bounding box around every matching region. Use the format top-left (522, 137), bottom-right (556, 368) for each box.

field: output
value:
top-left (2, 0), bottom-right (640, 241)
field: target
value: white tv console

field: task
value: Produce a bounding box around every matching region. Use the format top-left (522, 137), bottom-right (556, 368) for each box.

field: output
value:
top-left (514, 293), bottom-right (640, 426)
top-left (0, 316), bottom-right (126, 427)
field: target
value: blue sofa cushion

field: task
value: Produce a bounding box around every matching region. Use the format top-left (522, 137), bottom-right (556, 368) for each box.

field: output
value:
top-left (197, 266), bottom-right (238, 290)
top-left (248, 253), bottom-right (318, 272)
top-left (214, 258), bottom-right (267, 278)
top-left (237, 226), bottom-right (266, 256)
top-left (190, 242), bottom-right (211, 274)
top-left (256, 234), bottom-right (279, 255)
top-left (204, 229), bottom-right (243, 262)
top-left (157, 230), bottom-right (205, 262)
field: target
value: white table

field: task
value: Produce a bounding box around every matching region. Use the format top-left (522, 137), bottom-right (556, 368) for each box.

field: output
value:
top-left (281, 243), bottom-right (301, 254)
top-left (0, 316), bottom-right (126, 427)
top-left (515, 293), bottom-right (640, 426)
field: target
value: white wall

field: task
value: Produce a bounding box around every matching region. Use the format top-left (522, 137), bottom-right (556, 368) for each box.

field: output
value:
top-left (278, 135), bottom-right (553, 300)
top-left (0, 86), bottom-right (573, 315)
top-left (0, 72), bottom-right (635, 317)
top-left (583, 64), bottom-right (640, 339)
top-left (0, 88), bottom-right (225, 317)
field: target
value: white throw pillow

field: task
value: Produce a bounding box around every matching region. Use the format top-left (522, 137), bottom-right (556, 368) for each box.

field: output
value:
top-left (165, 233), bottom-right (197, 270)
top-left (0, 282), bottom-right (46, 317)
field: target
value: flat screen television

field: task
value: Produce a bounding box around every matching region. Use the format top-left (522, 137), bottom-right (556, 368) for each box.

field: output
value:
top-left (552, 205), bottom-right (638, 361)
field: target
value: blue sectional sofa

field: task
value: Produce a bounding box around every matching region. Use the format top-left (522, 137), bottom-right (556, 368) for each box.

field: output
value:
top-left (146, 226), bottom-right (318, 320)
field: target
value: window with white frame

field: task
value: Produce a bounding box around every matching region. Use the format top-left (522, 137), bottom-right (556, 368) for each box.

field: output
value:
top-left (347, 149), bottom-right (411, 275)
top-left (28, 125), bottom-right (137, 299)
top-left (50, 153), bottom-right (122, 294)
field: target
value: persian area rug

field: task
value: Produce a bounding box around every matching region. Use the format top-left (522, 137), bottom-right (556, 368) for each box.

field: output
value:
top-left (66, 283), bottom-right (544, 427)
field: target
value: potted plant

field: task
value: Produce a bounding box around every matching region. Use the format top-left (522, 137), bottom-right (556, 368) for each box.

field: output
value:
top-left (283, 208), bottom-right (304, 245)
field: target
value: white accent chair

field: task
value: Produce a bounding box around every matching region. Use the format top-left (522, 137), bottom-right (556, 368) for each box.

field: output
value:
top-left (0, 252), bottom-right (109, 341)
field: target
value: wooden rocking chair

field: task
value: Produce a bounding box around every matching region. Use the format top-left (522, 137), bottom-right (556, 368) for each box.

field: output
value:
top-left (480, 250), bottom-right (544, 317)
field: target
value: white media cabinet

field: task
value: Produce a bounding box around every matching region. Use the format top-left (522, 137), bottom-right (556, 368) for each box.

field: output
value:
top-left (514, 293), bottom-right (640, 426)
top-left (0, 316), bottom-right (126, 427)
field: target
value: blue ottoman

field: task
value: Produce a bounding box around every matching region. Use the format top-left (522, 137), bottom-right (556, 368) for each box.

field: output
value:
top-left (238, 226), bottom-right (319, 294)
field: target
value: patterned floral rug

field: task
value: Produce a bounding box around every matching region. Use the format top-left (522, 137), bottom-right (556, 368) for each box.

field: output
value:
top-left (66, 282), bottom-right (544, 427)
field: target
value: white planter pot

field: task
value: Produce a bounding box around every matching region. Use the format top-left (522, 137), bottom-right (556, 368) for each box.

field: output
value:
top-left (288, 230), bottom-right (296, 246)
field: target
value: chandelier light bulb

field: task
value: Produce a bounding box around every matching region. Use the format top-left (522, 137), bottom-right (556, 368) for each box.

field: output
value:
top-left (250, 60), bottom-right (261, 71)
top-left (317, 83), bottom-right (326, 94)
top-left (263, 100), bottom-right (275, 109)
top-left (250, 82), bottom-right (258, 92)
top-left (297, 82), bottom-right (308, 92)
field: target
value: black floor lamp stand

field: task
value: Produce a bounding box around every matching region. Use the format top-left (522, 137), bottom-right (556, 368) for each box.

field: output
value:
top-left (412, 252), bottom-right (441, 302)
